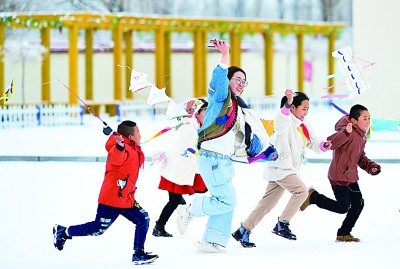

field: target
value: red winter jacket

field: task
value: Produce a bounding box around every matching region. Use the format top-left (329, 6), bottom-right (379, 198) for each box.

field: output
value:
top-left (327, 115), bottom-right (379, 186)
top-left (98, 134), bottom-right (144, 208)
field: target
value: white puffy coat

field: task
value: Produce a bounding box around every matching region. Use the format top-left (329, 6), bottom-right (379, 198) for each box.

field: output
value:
top-left (263, 110), bottom-right (325, 181)
top-left (158, 117), bottom-right (200, 186)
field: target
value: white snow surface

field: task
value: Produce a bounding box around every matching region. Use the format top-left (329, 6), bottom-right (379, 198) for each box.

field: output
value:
top-left (1, 112), bottom-right (399, 269)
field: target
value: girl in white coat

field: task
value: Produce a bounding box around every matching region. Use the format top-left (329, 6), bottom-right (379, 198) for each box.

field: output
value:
top-left (232, 89), bottom-right (331, 247)
top-left (152, 99), bottom-right (208, 237)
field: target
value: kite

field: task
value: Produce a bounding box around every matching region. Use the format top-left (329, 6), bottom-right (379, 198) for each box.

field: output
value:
top-left (146, 84), bottom-right (171, 105)
top-left (129, 69), bottom-right (153, 92)
top-left (332, 47), bottom-right (370, 95)
top-left (1, 79), bottom-right (14, 106)
top-left (165, 99), bottom-right (188, 120)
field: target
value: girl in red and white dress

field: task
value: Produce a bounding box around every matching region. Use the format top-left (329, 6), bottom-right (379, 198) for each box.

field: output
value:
top-left (152, 98), bottom-right (208, 237)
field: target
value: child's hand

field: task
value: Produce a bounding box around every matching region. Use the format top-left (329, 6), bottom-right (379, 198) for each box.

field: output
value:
top-left (346, 123), bottom-right (353, 133)
top-left (114, 133), bottom-right (125, 149)
top-left (323, 140), bottom-right (332, 150)
top-left (370, 164), bottom-right (381, 175)
top-left (285, 89), bottom-right (294, 105)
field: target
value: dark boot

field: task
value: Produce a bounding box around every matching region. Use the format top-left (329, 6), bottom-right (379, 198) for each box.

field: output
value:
top-left (272, 218), bottom-right (296, 240)
top-left (152, 224), bottom-right (173, 237)
top-left (231, 223), bottom-right (256, 248)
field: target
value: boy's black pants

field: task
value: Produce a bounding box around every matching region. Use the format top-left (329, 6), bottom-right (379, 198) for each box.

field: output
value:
top-left (310, 182), bottom-right (364, 236)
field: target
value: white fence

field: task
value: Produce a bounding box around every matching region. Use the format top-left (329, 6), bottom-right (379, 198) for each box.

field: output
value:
top-left (0, 104), bottom-right (83, 128)
top-left (1, 97), bottom-right (348, 129)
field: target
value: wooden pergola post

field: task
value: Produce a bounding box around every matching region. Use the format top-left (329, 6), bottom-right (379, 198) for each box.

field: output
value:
top-left (164, 31), bottom-right (171, 96)
top-left (85, 28), bottom-right (93, 100)
top-left (40, 27), bottom-right (51, 103)
top-left (229, 32), bottom-right (241, 67)
top-left (154, 24), bottom-right (172, 96)
top-left (193, 29), bottom-right (207, 97)
top-left (113, 22), bottom-right (123, 101)
top-left (328, 31), bottom-right (336, 94)
top-left (297, 32), bottom-right (304, 92)
top-left (263, 29), bottom-right (274, 96)
top-left (68, 24), bottom-right (79, 105)
top-left (124, 30), bottom-right (133, 99)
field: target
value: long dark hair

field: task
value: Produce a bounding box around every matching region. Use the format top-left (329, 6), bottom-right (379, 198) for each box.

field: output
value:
top-left (280, 92), bottom-right (309, 108)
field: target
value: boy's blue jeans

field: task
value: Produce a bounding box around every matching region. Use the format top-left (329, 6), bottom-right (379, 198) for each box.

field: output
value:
top-left (67, 201), bottom-right (150, 251)
top-left (192, 150), bottom-right (236, 247)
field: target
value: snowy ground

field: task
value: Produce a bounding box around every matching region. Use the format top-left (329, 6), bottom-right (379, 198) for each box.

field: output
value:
top-left (1, 111), bottom-right (399, 269)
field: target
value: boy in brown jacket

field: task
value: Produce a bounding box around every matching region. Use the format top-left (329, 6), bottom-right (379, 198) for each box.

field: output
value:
top-left (300, 104), bottom-right (381, 242)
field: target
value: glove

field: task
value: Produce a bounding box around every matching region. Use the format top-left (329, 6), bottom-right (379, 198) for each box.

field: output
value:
top-left (248, 145), bottom-right (278, 164)
top-left (370, 163), bottom-right (381, 175)
top-left (247, 134), bottom-right (262, 157)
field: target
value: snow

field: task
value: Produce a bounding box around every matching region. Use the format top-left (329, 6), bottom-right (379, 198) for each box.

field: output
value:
top-left (0, 111), bottom-right (399, 269)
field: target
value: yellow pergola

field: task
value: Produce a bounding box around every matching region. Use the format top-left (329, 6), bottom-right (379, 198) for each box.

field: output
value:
top-left (0, 13), bottom-right (345, 114)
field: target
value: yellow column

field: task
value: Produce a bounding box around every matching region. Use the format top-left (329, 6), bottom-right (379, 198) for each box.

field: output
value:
top-left (113, 22), bottom-right (123, 101)
top-left (193, 30), bottom-right (207, 97)
top-left (328, 31), bottom-right (336, 94)
top-left (155, 25), bottom-right (166, 90)
top-left (164, 31), bottom-right (171, 97)
top-left (229, 32), bottom-right (241, 67)
top-left (0, 24), bottom-right (5, 100)
top-left (68, 25), bottom-right (79, 105)
top-left (297, 32), bottom-right (304, 92)
top-left (263, 30), bottom-right (274, 96)
top-left (85, 28), bottom-right (93, 100)
top-left (41, 27), bottom-right (51, 103)
top-left (124, 30), bottom-right (133, 99)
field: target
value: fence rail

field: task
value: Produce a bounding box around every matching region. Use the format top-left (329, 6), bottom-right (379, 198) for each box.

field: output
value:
top-left (1, 97), bottom-right (350, 129)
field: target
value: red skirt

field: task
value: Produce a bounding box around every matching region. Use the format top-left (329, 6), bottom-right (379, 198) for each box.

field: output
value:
top-left (158, 174), bottom-right (207, 195)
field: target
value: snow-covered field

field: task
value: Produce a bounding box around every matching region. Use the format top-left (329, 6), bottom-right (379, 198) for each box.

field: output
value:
top-left (1, 111), bottom-right (399, 269)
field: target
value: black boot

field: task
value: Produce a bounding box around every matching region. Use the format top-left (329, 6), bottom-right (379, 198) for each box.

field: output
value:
top-left (152, 224), bottom-right (173, 237)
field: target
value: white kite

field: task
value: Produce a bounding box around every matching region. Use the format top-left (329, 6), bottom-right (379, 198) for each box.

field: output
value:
top-left (332, 47), bottom-right (370, 95)
top-left (129, 69), bottom-right (152, 92)
top-left (147, 84), bottom-right (171, 105)
top-left (165, 99), bottom-right (188, 120)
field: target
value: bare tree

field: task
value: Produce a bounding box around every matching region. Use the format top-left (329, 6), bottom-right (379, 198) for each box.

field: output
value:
top-left (319, 0), bottom-right (336, 21)
top-left (0, 0), bottom-right (33, 12)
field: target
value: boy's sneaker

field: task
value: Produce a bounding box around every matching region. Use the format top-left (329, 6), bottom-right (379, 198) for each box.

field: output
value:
top-left (231, 223), bottom-right (256, 248)
top-left (132, 250), bottom-right (159, 265)
top-left (176, 204), bottom-right (193, 234)
top-left (197, 241), bottom-right (227, 254)
top-left (336, 234), bottom-right (360, 242)
top-left (53, 224), bottom-right (72, 251)
top-left (152, 225), bottom-right (173, 237)
top-left (272, 219), bottom-right (297, 240)
top-left (300, 188), bottom-right (316, 211)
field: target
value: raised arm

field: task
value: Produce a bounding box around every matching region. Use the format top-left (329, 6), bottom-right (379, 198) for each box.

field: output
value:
top-left (210, 39), bottom-right (229, 65)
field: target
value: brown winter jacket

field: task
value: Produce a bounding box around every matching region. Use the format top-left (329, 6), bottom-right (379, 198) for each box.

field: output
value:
top-left (327, 115), bottom-right (379, 186)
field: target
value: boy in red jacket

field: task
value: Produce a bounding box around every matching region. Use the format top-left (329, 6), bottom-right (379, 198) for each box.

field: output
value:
top-left (53, 120), bottom-right (158, 265)
top-left (300, 104), bottom-right (381, 242)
